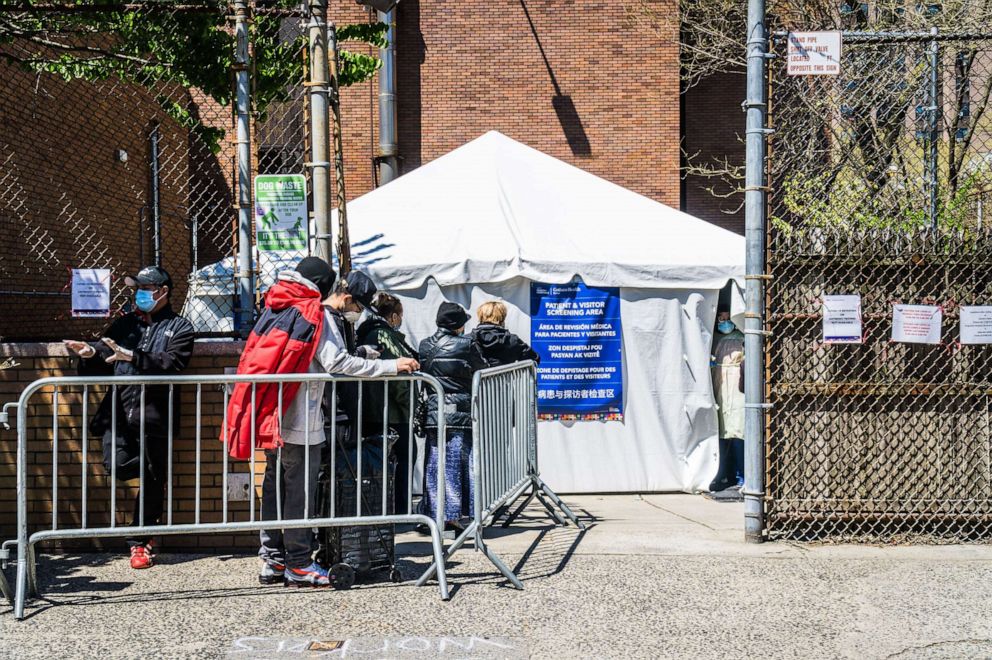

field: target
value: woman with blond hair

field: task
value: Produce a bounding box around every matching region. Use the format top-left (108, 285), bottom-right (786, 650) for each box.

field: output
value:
top-left (470, 300), bottom-right (539, 368)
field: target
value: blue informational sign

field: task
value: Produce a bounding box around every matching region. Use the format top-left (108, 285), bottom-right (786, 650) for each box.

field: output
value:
top-left (530, 282), bottom-right (623, 420)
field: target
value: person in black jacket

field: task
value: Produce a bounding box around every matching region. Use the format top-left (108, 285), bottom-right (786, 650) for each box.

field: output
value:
top-left (64, 266), bottom-right (194, 570)
top-left (470, 301), bottom-right (539, 368)
top-left (357, 292), bottom-right (420, 515)
top-left (418, 301), bottom-right (487, 528)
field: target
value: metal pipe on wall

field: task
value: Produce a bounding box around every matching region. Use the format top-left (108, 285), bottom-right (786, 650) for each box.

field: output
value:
top-left (377, 7), bottom-right (398, 185)
top-left (307, 0), bottom-right (333, 263)
top-left (149, 123), bottom-right (162, 268)
top-left (743, 0), bottom-right (769, 543)
top-left (234, 0), bottom-right (255, 337)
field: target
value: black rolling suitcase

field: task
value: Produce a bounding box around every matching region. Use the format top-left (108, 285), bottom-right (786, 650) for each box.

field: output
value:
top-left (315, 430), bottom-right (401, 589)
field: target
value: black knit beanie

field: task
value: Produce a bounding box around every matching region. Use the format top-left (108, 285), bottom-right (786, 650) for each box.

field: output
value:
top-left (295, 257), bottom-right (336, 299)
top-left (436, 301), bottom-right (470, 330)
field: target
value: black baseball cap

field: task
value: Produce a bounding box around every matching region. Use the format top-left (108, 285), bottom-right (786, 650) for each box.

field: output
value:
top-left (344, 270), bottom-right (376, 310)
top-left (125, 265), bottom-right (173, 289)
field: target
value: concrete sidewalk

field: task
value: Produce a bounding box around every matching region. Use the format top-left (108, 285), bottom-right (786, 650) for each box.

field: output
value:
top-left (2, 494), bottom-right (992, 659)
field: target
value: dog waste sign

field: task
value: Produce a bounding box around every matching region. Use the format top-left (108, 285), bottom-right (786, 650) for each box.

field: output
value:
top-left (787, 31), bottom-right (842, 76)
top-left (254, 174), bottom-right (307, 251)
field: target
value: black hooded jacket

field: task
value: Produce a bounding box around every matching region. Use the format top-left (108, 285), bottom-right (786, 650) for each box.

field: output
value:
top-left (418, 328), bottom-right (487, 428)
top-left (79, 305), bottom-right (194, 438)
top-left (470, 323), bottom-right (540, 368)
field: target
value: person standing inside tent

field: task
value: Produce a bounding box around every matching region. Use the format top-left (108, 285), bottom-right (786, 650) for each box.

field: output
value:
top-left (419, 302), bottom-right (487, 530)
top-left (708, 304), bottom-right (745, 500)
top-left (357, 292), bottom-right (420, 515)
top-left (470, 301), bottom-right (540, 368)
top-left (224, 259), bottom-right (418, 588)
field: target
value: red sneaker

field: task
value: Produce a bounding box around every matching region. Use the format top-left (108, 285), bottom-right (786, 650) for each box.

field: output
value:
top-left (130, 545), bottom-right (153, 569)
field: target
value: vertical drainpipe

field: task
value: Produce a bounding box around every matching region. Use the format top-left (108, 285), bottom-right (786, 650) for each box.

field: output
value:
top-left (743, 0), bottom-right (769, 543)
top-left (234, 0), bottom-right (254, 336)
top-left (377, 7), bottom-right (399, 185)
top-left (149, 122), bottom-right (162, 268)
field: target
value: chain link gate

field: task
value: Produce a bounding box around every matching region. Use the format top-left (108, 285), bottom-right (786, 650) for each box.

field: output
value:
top-left (764, 31), bottom-right (992, 541)
top-left (0, 1), bottom-right (315, 341)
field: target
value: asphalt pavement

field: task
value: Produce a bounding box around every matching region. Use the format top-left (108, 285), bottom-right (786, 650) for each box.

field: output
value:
top-left (2, 494), bottom-right (991, 659)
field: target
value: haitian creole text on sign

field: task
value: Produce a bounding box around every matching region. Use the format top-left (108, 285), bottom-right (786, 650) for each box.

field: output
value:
top-left (71, 268), bottom-right (111, 318)
top-left (822, 294), bottom-right (863, 344)
top-left (530, 282), bottom-right (623, 421)
top-left (891, 304), bottom-right (942, 344)
top-left (254, 174), bottom-right (307, 251)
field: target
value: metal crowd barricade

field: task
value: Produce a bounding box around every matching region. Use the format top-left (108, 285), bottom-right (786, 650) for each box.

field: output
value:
top-left (417, 361), bottom-right (583, 589)
top-left (3, 372), bottom-right (451, 620)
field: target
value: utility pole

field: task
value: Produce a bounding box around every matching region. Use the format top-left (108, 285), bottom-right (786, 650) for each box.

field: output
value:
top-left (307, 0), bottom-right (333, 263)
top-left (743, 0), bottom-right (769, 543)
top-left (233, 0), bottom-right (254, 336)
top-left (329, 24), bottom-right (352, 275)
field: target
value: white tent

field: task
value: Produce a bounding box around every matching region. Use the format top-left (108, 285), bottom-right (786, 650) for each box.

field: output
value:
top-left (335, 131), bottom-right (744, 493)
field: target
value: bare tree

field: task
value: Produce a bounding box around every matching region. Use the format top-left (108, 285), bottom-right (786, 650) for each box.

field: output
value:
top-left (626, 0), bottom-right (992, 227)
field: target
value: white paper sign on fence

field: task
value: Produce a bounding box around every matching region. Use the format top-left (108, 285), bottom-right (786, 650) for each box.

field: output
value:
top-left (960, 306), bottom-right (992, 345)
top-left (71, 268), bottom-right (111, 318)
top-left (891, 304), bottom-right (942, 344)
top-left (787, 31), bottom-right (842, 76)
top-left (822, 294), bottom-right (862, 344)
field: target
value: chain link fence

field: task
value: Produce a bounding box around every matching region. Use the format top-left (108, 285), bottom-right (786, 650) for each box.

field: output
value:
top-left (0, 1), bottom-right (314, 341)
top-left (765, 32), bottom-right (992, 541)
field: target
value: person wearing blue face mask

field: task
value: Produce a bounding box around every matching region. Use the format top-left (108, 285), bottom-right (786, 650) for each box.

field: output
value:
top-left (707, 307), bottom-right (745, 500)
top-left (64, 265), bottom-right (194, 569)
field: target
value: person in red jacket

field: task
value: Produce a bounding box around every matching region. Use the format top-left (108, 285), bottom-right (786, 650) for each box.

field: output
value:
top-left (225, 258), bottom-right (418, 587)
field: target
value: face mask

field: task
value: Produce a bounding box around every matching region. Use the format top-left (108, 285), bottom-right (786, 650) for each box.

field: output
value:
top-left (390, 315), bottom-right (403, 330)
top-left (717, 320), bottom-right (735, 334)
top-left (343, 310), bottom-right (362, 324)
top-left (135, 289), bottom-right (159, 312)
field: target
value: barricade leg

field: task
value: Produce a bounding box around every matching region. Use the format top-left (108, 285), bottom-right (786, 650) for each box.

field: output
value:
top-left (500, 488), bottom-right (537, 528)
top-left (535, 489), bottom-right (568, 527)
top-left (533, 476), bottom-right (584, 529)
top-left (0, 557), bottom-right (11, 605)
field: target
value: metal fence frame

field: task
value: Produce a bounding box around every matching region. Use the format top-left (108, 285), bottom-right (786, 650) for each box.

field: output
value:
top-left (3, 372), bottom-right (454, 620)
top-left (755, 23), bottom-right (992, 542)
top-left (417, 361), bottom-right (584, 589)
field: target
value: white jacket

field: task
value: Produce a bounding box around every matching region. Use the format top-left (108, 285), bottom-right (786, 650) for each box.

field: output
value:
top-left (279, 272), bottom-right (398, 445)
top-left (711, 329), bottom-right (745, 440)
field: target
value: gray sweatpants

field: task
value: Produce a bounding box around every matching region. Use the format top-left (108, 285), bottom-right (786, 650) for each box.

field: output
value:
top-left (258, 443), bottom-right (322, 570)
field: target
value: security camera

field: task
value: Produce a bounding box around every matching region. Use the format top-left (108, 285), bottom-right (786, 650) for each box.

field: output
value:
top-left (356, 0), bottom-right (399, 12)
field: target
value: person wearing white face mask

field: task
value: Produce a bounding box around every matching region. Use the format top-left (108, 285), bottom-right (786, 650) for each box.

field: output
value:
top-left (707, 307), bottom-right (745, 500)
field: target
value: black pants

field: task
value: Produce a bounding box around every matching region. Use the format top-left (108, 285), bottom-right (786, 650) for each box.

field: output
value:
top-left (390, 423), bottom-right (418, 516)
top-left (709, 437), bottom-right (745, 492)
top-left (101, 428), bottom-right (168, 548)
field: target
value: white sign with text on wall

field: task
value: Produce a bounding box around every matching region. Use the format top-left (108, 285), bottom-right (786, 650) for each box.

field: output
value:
top-left (892, 304), bottom-right (942, 345)
top-left (787, 31), bottom-right (842, 76)
top-left (822, 294), bottom-right (863, 344)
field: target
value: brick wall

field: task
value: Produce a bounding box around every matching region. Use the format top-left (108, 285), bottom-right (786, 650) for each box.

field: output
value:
top-left (0, 341), bottom-right (270, 552)
top-left (0, 59), bottom-right (233, 342)
top-left (682, 70), bottom-right (746, 234)
top-left (332, 0), bottom-right (681, 208)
